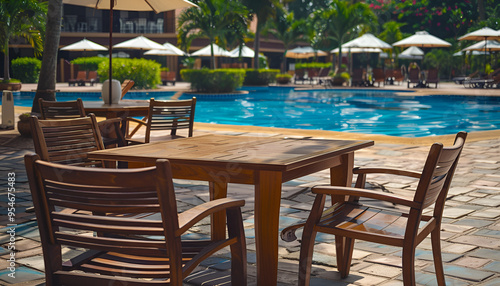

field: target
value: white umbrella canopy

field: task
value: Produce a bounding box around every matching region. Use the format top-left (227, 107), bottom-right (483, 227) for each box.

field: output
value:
top-left (229, 44), bottom-right (255, 58)
top-left (453, 50), bottom-right (489, 56)
top-left (191, 44), bottom-right (232, 57)
top-left (286, 46), bottom-right (327, 59)
top-left (113, 36), bottom-right (165, 50)
top-left (60, 38), bottom-right (108, 51)
top-left (63, 0), bottom-right (196, 12)
top-left (458, 27), bottom-right (500, 41)
top-left (342, 33), bottom-right (392, 49)
top-left (144, 42), bottom-right (187, 56)
top-left (400, 46), bottom-right (424, 57)
top-left (393, 31), bottom-right (451, 48)
top-left (62, 0), bottom-right (196, 104)
top-left (331, 47), bottom-right (382, 54)
top-left (462, 40), bottom-right (500, 52)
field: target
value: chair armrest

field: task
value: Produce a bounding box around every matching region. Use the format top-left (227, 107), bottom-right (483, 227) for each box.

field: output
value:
top-left (312, 185), bottom-right (421, 208)
top-left (354, 167), bottom-right (421, 179)
top-left (124, 117), bottom-right (147, 138)
top-left (176, 198), bottom-right (245, 236)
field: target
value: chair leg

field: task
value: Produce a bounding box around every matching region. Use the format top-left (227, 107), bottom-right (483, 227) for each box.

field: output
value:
top-left (335, 235), bottom-right (354, 278)
top-left (431, 228), bottom-right (446, 286)
top-left (298, 224), bottom-right (317, 286)
top-left (227, 208), bottom-right (247, 285)
top-left (402, 246), bottom-right (416, 286)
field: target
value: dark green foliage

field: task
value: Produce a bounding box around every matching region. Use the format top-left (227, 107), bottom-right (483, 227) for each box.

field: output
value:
top-left (71, 57), bottom-right (107, 71)
top-left (97, 58), bottom-right (161, 90)
top-left (243, 69), bottom-right (279, 86)
top-left (11, 57), bottom-right (41, 83)
top-left (180, 68), bottom-right (245, 93)
top-left (295, 62), bottom-right (332, 70)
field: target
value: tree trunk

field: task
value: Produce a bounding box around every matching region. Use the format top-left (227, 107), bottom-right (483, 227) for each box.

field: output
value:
top-left (3, 42), bottom-right (10, 81)
top-left (210, 42), bottom-right (215, 69)
top-left (478, 0), bottom-right (486, 21)
top-left (253, 23), bottom-right (261, 69)
top-left (31, 0), bottom-right (63, 114)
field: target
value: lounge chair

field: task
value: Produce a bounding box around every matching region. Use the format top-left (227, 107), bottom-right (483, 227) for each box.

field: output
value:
top-left (294, 69), bottom-right (306, 84)
top-left (86, 70), bottom-right (98, 86)
top-left (372, 68), bottom-right (385, 87)
top-left (350, 68), bottom-right (365, 87)
top-left (317, 68), bottom-right (331, 85)
top-left (407, 68), bottom-right (421, 88)
top-left (68, 71), bottom-right (87, 86)
top-left (384, 69), bottom-right (393, 85)
top-left (393, 69), bottom-right (405, 85)
top-left (161, 71), bottom-right (176, 86)
top-left (426, 68), bottom-right (439, 88)
top-left (120, 79), bottom-right (135, 99)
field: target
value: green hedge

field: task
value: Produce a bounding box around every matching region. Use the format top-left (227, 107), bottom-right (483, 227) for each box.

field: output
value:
top-left (72, 57), bottom-right (107, 71)
top-left (11, 57), bottom-right (41, 83)
top-left (243, 69), bottom-right (279, 86)
top-left (97, 58), bottom-right (161, 89)
top-left (295, 62), bottom-right (332, 70)
top-left (180, 68), bottom-right (245, 93)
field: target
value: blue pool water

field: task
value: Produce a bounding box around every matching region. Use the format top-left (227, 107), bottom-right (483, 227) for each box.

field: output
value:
top-left (6, 87), bottom-right (500, 137)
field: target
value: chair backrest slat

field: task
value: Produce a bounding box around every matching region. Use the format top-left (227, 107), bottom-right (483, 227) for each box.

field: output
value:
top-left (145, 97), bottom-right (196, 140)
top-left (31, 115), bottom-right (105, 167)
top-left (39, 98), bottom-right (86, 120)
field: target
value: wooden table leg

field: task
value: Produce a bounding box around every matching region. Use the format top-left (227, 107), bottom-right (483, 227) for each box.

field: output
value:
top-left (330, 152), bottom-right (354, 187)
top-left (209, 180), bottom-right (228, 241)
top-left (255, 170), bottom-right (282, 286)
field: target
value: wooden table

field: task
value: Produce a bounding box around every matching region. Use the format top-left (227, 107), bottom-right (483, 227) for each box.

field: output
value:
top-left (88, 134), bottom-right (374, 285)
top-left (83, 100), bottom-right (149, 119)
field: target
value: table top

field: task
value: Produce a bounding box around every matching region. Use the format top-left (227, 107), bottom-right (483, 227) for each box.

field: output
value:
top-left (89, 134), bottom-right (374, 172)
top-left (83, 100), bottom-right (149, 111)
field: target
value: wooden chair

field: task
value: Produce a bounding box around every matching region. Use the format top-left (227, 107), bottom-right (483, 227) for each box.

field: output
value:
top-left (30, 114), bottom-right (106, 167)
top-left (125, 97), bottom-right (196, 145)
top-left (426, 68), bottom-right (439, 88)
top-left (38, 98), bottom-right (126, 148)
top-left (68, 71), bottom-right (87, 86)
top-left (121, 79), bottom-right (135, 99)
top-left (407, 68), bottom-right (421, 88)
top-left (282, 132), bottom-right (467, 286)
top-left (24, 154), bottom-right (247, 286)
top-left (294, 69), bottom-right (306, 84)
top-left (161, 71), bottom-right (176, 86)
top-left (350, 68), bottom-right (365, 87)
top-left (86, 71), bottom-right (98, 86)
top-left (393, 69), bottom-right (405, 85)
top-left (372, 68), bottom-right (385, 87)
top-left (384, 69), bottom-right (393, 85)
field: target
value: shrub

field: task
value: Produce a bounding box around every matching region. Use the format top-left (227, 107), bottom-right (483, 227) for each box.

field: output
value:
top-left (295, 62), bottom-right (332, 70)
top-left (243, 69), bottom-right (279, 86)
top-left (97, 58), bottom-right (161, 89)
top-left (276, 73), bottom-right (292, 84)
top-left (11, 57), bottom-right (41, 83)
top-left (72, 56), bottom-right (107, 71)
top-left (180, 68), bottom-right (245, 93)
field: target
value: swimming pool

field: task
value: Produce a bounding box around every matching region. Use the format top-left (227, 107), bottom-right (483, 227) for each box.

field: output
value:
top-left (6, 87), bottom-right (500, 137)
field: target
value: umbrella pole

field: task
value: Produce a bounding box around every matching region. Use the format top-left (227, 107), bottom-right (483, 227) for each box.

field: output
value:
top-left (109, 0), bottom-right (114, 105)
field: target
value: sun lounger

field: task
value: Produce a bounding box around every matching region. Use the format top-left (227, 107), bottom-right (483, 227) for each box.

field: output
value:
top-left (407, 68), bottom-right (421, 88)
top-left (372, 68), bottom-right (385, 87)
top-left (350, 68), bottom-right (365, 87)
top-left (68, 71), bottom-right (87, 86)
top-left (425, 68), bottom-right (439, 88)
top-left (161, 71), bottom-right (176, 86)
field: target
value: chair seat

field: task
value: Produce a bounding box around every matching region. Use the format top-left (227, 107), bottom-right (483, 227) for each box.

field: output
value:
top-left (316, 202), bottom-right (413, 243)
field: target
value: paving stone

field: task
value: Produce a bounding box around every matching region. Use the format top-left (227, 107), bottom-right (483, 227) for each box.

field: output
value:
top-left (453, 257), bottom-right (491, 268)
top-left (393, 249), bottom-right (462, 263)
top-left (473, 229), bottom-right (500, 239)
top-left (359, 264), bottom-right (402, 278)
top-left (443, 208), bottom-right (476, 219)
top-left (453, 218), bottom-right (494, 228)
top-left (470, 248), bottom-right (500, 261)
top-left (0, 266), bottom-right (44, 284)
top-left (441, 243), bottom-right (478, 254)
top-left (17, 255), bottom-right (45, 272)
top-left (469, 198), bottom-right (500, 207)
top-left (478, 277), bottom-right (500, 286)
top-left (482, 261), bottom-right (500, 273)
top-left (469, 209), bottom-right (500, 219)
top-left (365, 255), bottom-right (427, 268)
top-left (423, 264), bottom-right (494, 282)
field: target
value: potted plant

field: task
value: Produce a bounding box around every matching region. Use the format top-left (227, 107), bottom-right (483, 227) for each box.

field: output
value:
top-left (17, 112), bottom-right (32, 137)
top-left (276, 73), bottom-right (292, 84)
top-left (0, 79), bottom-right (22, 91)
top-left (331, 71), bottom-right (350, 86)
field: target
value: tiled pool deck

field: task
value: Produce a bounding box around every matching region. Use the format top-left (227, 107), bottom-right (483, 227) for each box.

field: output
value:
top-left (1, 82), bottom-right (500, 285)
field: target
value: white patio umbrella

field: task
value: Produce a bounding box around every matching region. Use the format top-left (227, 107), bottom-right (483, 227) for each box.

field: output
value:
top-left (331, 47), bottom-right (382, 54)
top-left (144, 42), bottom-right (187, 56)
top-left (342, 33), bottom-right (392, 49)
top-left (393, 31), bottom-right (452, 48)
top-left (62, 0), bottom-right (196, 104)
top-left (113, 35), bottom-right (166, 50)
top-left (61, 39), bottom-right (108, 76)
top-left (462, 40), bottom-right (500, 52)
top-left (453, 50), bottom-right (489, 56)
top-left (459, 27), bottom-right (500, 72)
top-left (191, 44), bottom-right (232, 57)
top-left (400, 46), bottom-right (425, 59)
top-left (286, 46), bottom-right (327, 59)
top-left (229, 44), bottom-right (255, 58)
top-left (60, 38), bottom-right (108, 52)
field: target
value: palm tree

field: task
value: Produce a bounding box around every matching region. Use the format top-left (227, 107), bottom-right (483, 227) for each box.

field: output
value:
top-left (32, 0), bottom-right (62, 113)
top-left (177, 0), bottom-right (249, 69)
top-left (241, 0), bottom-right (276, 69)
top-left (266, 7), bottom-right (304, 72)
top-left (315, 0), bottom-right (376, 72)
top-left (0, 0), bottom-right (47, 81)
